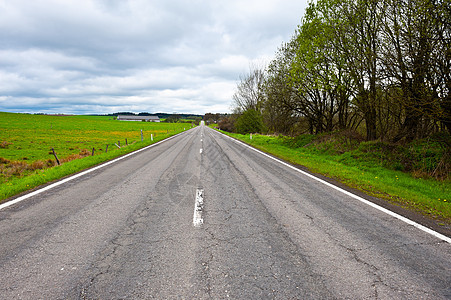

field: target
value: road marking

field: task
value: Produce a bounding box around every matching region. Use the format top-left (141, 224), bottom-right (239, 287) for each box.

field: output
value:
top-left (193, 188), bottom-right (204, 227)
top-left (0, 129), bottom-right (192, 211)
top-left (215, 129), bottom-right (451, 244)
top-left (200, 148), bottom-right (203, 154)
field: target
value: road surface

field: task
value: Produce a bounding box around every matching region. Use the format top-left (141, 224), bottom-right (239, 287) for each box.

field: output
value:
top-left (0, 125), bottom-right (449, 299)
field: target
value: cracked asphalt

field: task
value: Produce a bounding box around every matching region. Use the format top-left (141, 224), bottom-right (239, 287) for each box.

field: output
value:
top-left (0, 124), bottom-right (449, 299)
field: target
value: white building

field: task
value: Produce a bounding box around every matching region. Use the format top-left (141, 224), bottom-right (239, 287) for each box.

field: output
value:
top-left (117, 115), bottom-right (160, 122)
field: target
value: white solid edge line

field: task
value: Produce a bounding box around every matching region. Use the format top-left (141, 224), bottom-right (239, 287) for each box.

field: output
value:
top-left (213, 129), bottom-right (451, 244)
top-left (193, 188), bottom-right (204, 227)
top-left (0, 129), bottom-right (191, 211)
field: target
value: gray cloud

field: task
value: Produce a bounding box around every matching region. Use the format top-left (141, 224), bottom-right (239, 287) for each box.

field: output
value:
top-left (0, 0), bottom-right (307, 114)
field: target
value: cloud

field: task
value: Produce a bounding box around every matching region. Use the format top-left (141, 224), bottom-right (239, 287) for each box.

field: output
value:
top-left (0, 0), bottom-right (307, 114)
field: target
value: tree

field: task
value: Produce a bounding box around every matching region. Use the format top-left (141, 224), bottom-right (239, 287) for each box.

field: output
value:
top-left (381, 0), bottom-right (451, 141)
top-left (231, 0), bottom-right (449, 142)
top-left (204, 113), bottom-right (221, 124)
top-left (337, 0), bottom-right (384, 140)
top-left (264, 40), bottom-right (300, 134)
top-left (165, 114), bottom-right (180, 123)
top-left (234, 109), bottom-right (265, 134)
top-left (232, 65), bottom-right (266, 113)
top-left (290, 0), bottom-right (356, 134)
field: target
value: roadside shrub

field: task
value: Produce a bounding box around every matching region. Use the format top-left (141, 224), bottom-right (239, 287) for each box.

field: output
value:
top-left (235, 109), bottom-right (265, 134)
top-left (218, 117), bottom-right (235, 132)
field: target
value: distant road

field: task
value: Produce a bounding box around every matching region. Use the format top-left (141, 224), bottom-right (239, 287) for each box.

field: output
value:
top-left (0, 125), bottom-right (449, 299)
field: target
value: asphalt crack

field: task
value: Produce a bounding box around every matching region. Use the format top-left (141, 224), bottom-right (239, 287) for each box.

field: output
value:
top-left (77, 200), bottom-right (154, 299)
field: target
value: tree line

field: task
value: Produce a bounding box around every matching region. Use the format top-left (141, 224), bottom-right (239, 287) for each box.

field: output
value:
top-left (227, 0), bottom-right (450, 144)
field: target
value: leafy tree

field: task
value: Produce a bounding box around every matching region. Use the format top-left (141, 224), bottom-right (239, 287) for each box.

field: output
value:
top-left (230, 0), bottom-right (449, 142)
top-left (234, 109), bottom-right (265, 134)
top-left (264, 40), bottom-right (300, 134)
top-left (204, 113), bottom-right (221, 124)
top-left (165, 114), bottom-right (180, 123)
top-left (336, 0), bottom-right (384, 140)
top-left (290, 0), bottom-right (360, 134)
top-left (381, 0), bottom-right (450, 141)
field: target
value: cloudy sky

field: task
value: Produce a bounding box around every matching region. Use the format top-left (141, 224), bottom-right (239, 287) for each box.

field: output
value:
top-left (0, 0), bottom-right (308, 115)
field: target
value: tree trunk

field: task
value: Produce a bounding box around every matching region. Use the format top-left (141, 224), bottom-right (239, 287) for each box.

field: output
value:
top-left (365, 107), bottom-right (377, 141)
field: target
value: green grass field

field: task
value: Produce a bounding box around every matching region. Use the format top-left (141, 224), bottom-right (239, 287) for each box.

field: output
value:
top-left (217, 130), bottom-right (451, 223)
top-left (0, 112), bottom-right (192, 201)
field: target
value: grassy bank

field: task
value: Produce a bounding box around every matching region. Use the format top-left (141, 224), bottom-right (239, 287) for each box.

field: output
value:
top-left (0, 112), bottom-right (192, 201)
top-left (218, 130), bottom-right (450, 223)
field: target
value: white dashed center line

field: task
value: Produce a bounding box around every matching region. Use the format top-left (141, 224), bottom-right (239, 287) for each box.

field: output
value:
top-left (193, 188), bottom-right (204, 227)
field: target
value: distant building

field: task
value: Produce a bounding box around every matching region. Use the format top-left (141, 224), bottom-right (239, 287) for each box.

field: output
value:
top-left (117, 115), bottom-right (160, 122)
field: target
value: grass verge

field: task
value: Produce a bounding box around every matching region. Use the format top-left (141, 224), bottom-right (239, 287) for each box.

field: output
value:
top-left (217, 130), bottom-right (451, 223)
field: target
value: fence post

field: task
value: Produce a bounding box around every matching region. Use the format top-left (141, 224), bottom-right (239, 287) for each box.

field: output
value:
top-left (250, 133), bottom-right (253, 140)
top-left (151, 133), bottom-right (153, 141)
top-left (52, 148), bottom-right (60, 165)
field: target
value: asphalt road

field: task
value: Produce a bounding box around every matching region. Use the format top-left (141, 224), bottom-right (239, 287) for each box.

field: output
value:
top-left (0, 125), bottom-right (449, 299)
